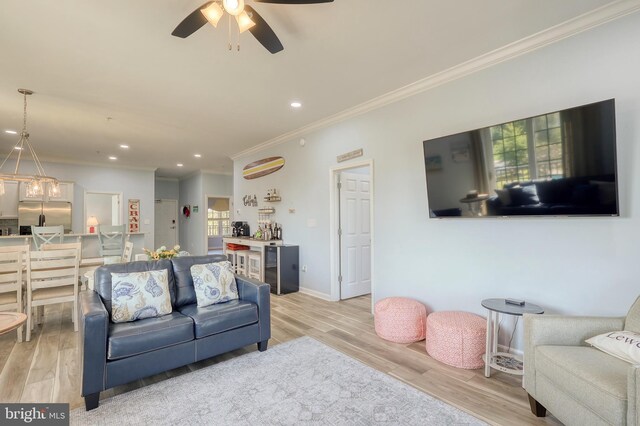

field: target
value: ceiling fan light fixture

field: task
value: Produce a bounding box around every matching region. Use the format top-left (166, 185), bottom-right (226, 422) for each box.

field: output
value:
top-left (236, 11), bottom-right (256, 33)
top-left (223, 0), bottom-right (244, 16)
top-left (201, 2), bottom-right (224, 27)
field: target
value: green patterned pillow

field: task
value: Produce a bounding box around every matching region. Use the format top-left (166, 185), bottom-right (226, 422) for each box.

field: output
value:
top-left (190, 261), bottom-right (238, 307)
top-left (111, 270), bottom-right (173, 323)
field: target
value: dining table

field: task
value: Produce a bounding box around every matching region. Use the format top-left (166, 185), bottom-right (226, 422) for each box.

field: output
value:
top-left (0, 312), bottom-right (27, 335)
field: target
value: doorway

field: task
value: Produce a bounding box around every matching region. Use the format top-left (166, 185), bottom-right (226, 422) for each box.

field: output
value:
top-left (154, 199), bottom-right (178, 249)
top-left (206, 196), bottom-right (231, 254)
top-left (330, 160), bottom-right (374, 302)
top-left (84, 191), bottom-right (123, 232)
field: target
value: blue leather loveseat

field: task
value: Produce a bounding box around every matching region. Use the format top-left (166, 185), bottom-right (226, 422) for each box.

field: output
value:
top-left (79, 254), bottom-right (270, 410)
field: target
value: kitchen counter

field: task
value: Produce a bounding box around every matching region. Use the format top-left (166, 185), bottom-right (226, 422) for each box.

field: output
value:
top-left (0, 232), bottom-right (145, 239)
top-left (0, 232), bottom-right (146, 258)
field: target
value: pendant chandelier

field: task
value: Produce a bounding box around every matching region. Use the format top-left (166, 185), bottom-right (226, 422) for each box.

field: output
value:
top-left (0, 89), bottom-right (59, 198)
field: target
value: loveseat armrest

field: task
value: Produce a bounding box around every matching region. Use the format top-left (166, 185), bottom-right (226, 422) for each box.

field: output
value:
top-left (524, 314), bottom-right (624, 348)
top-left (628, 365), bottom-right (640, 426)
top-left (524, 314), bottom-right (624, 398)
top-left (236, 275), bottom-right (271, 343)
top-left (80, 290), bottom-right (109, 398)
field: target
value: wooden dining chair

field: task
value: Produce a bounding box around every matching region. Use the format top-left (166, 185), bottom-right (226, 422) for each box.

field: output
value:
top-left (97, 225), bottom-right (126, 258)
top-left (26, 242), bottom-right (81, 341)
top-left (0, 247), bottom-right (27, 342)
top-left (31, 225), bottom-right (64, 250)
top-left (122, 241), bottom-right (134, 262)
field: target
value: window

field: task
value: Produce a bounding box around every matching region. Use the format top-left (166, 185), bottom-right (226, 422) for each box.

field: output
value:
top-left (490, 112), bottom-right (564, 189)
top-left (207, 209), bottom-right (230, 237)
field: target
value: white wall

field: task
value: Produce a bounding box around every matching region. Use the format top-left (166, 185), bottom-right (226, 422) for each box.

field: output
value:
top-left (178, 172), bottom-right (233, 255)
top-left (155, 178), bottom-right (179, 200)
top-left (2, 159), bottom-right (155, 249)
top-left (234, 13), bottom-right (640, 350)
top-left (85, 192), bottom-right (114, 228)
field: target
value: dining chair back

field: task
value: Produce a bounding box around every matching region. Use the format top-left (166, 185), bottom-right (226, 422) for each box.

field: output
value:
top-left (26, 242), bottom-right (80, 341)
top-left (0, 247), bottom-right (27, 342)
top-left (122, 241), bottom-right (134, 262)
top-left (97, 225), bottom-right (126, 257)
top-left (31, 225), bottom-right (64, 250)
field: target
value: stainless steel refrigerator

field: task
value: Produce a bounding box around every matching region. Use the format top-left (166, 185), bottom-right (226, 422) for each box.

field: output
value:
top-left (18, 202), bottom-right (72, 234)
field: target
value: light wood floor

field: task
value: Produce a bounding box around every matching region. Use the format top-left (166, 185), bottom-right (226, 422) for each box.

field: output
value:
top-left (0, 292), bottom-right (561, 425)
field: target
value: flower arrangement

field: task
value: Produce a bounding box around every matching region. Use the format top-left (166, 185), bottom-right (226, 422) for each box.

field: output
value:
top-left (144, 245), bottom-right (181, 260)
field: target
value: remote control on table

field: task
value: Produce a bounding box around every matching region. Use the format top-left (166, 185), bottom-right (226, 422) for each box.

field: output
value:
top-left (505, 298), bottom-right (525, 306)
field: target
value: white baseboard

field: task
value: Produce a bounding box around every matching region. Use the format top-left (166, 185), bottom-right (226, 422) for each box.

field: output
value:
top-left (298, 287), bottom-right (334, 301)
top-left (498, 344), bottom-right (523, 357)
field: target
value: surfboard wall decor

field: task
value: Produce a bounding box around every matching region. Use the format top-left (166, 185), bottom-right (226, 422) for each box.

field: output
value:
top-left (243, 156), bottom-right (285, 180)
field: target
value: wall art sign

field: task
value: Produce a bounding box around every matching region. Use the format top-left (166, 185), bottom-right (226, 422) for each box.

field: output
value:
top-left (243, 156), bottom-right (285, 180)
top-left (337, 148), bottom-right (363, 163)
top-left (128, 199), bottom-right (140, 233)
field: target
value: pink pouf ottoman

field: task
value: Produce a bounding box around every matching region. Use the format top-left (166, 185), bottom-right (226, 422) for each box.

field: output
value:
top-left (425, 311), bottom-right (486, 369)
top-left (374, 297), bottom-right (427, 343)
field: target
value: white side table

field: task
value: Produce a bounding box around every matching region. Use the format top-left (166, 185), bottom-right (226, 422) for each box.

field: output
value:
top-left (481, 298), bottom-right (544, 379)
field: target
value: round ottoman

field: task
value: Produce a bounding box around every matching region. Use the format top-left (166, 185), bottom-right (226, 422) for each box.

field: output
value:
top-left (425, 311), bottom-right (486, 369)
top-left (374, 297), bottom-right (427, 343)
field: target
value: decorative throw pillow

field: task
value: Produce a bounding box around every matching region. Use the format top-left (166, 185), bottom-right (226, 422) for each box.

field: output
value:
top-left (111, 270), bottom-right (172, 323)
top-left (585, 330), bottom-right (640, 364)
top-left (494, 189), bottom-right (512, 206)
top-left (508, 185), bottom-right (540, 206)
top-left (190, 261), bottom-right (238, 307)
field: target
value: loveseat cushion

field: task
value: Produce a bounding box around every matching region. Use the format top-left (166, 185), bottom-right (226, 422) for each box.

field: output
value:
top-left (172, 255), bottom-right (228, 308)
top-left (108, 312), bottom-right (194, 360)
top-left (179, 300), bottom-right (258, 339)
top-left (535, 345), bottom-right (628, 425)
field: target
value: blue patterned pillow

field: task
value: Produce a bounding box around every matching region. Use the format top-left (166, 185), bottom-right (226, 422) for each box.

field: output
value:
top-left (111, 270), bottom-right (173, 323)
top-left (190, 261), bottom-right (238, 307)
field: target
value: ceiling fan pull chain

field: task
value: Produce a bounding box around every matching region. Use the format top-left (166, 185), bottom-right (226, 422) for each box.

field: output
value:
top-left (237, 20), bottom-right (241, 51)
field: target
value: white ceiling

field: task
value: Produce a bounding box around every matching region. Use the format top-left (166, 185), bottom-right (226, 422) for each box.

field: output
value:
top-left (0, 0), bottom-right (616, 178)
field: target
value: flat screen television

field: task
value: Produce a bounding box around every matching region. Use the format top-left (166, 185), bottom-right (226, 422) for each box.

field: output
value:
top-left (423, 99), bottom-right (618, 218)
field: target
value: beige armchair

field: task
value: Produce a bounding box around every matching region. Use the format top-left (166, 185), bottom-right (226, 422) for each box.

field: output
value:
top-left (524, 297), bottom-right (640, 426)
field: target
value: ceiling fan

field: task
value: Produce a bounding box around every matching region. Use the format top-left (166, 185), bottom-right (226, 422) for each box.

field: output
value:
top-left (172, 0), bottom-right (334, 54)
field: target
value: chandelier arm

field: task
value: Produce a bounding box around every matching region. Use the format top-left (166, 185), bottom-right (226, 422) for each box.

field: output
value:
top-left (0, 143), bottom-right (15, 172)
top-left (27, 141), bottom-right (48, 177)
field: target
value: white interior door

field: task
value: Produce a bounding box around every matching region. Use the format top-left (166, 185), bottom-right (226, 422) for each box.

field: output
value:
top-left (339, 171), bottom-right (372, 299)
top-left (154, 199), bottom-right (178, 249)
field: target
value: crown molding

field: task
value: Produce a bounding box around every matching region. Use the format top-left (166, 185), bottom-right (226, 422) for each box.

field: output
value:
top-left (231, 0), bottom-right (640, 160)
top-left (22, 155), bottom-right (158, 173)
top-left (201, 169), bottom-right (233, 177)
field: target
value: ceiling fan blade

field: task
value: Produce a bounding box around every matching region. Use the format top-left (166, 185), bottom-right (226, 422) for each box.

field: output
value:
top-left (171, 2), bottom-right (213, 38)
top-left (245, 6), bottom-right (284, 54)
top-left (254, 0), bottom-right (333, 3)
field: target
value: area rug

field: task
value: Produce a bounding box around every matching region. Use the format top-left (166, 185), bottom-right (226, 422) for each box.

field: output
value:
top-left (71, 337), bottom-right (485, 425)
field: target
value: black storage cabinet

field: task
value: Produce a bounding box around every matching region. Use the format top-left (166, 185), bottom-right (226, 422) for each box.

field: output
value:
top-left (264, 245), bottom-right (299, 295)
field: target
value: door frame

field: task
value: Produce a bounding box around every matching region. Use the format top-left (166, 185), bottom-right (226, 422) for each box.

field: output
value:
top-left (329, 159), bottom-right (374, 308)
top-left (203, 194), bottom-right (233, 254)
top-left (154, 198), bottom-right (178, 249)
top-left (83, 190), bottom-right (124, 232)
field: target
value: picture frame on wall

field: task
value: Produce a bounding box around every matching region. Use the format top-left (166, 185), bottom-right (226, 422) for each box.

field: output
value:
top-left (425, 155), bottom-right (443, 171)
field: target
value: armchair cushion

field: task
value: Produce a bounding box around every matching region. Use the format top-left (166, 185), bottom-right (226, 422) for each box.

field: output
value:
top-left (107, 312), bottom-right (194, 360)
top-left (536, 345), bottom-right (628, 425)
top-left (179, 300), bottom-right (258, 339)
top-left (625, 296), bottom-right (640, 333)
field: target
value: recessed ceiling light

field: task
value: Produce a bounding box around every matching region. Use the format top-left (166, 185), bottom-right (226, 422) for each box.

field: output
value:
top-left (290, 101), bottom-right (302, 108)
top-left (109, 156), bottom-right (117, 160)
top-left (119, 144), bottom-right (129, 149)
top-left (194, 154), bottom-right (202, 158)
top-left (4, 130), bottom-right (17, 134)
top-left (177, 163), bottom-right (184, 167)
